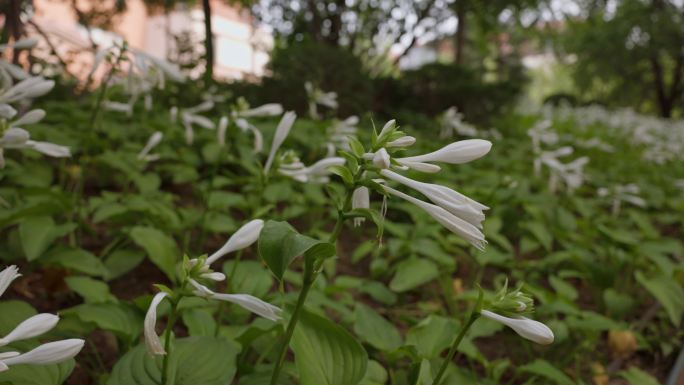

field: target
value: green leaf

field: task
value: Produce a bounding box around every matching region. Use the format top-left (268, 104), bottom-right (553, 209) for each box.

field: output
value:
top-left (291, 308), bottom-right (368, 385)
top-left (328, 165), bottom-right (354, 186)
top-left (257, 220), bottom-right (335, 280)
top-left (19, 216), bottom-right (75, 261)
top-left (519, 359), bottom-right (574, 385)
top-left (222, 260), bottom-right (274, 297)
top-left (182, 308), bottom-right (217, 337)
top-left (107, 336), bottom-right (241, 385)
top-left (353, 303), bottom-right (402, 351)
top-left (347, 137), bottom-right (365, 158)
top-left (635, 271), bottom-right (684, 325)
top-left (619, 367), bottom-right (661, 385)
top-left (0, 358), bottom-right (74, 385)
top-left (406, 315), bottom-right (457, 359)
top-left (65, 276), bottom-right (117, 303)
top-left (0, 301), bottom-right (37, 335)
top-left (525, 222), bottom-right (553, 251)
top-left (44, 247), bottom-right (108, 277)
top-left (104, 249), bottom-right (145, 281)
top-left (130, 226), bottom-right (178, 281)
top-left (359, 360), bottom-right (388, 385)
top-left (389, 258), bottom-right (439, 293)
top-left (64, 303), bottom-right (142, 343)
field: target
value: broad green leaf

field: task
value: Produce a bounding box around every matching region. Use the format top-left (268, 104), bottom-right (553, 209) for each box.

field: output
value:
top-left (619, 367), bottom-right (661, 385)
top-left (257, 221), bottom-right (335, 280)
top-left (65, 276), bottom-right (117, 303)
top-left (222, 260), bottom-right (274, 297)
top-left (0, 357), bottom-right (74, 385)
top-left (353, 303), bottom-right (402, 351)
top-left (389, 258), bottom-right (439, 292)
top-left (519, 359), bottom-right (574, 385)
top-left (19, 216), bottom-right (75, 261)
top-left (104, 249), bottom-right (145, 281)
top-left (0, 301), bottom-right (37, 335)
top-left (359, 360), bottom-right (387, 385)
top-left (406, 315), bottom-right (458, 359)
top-left (130, 226), bottom-right (178, 281)
top-left (44, 247), bottom-right (108, 276)
top-left (291, 308), bottom-right (368, 385)
top-left (64, 303), bottom-right (142, 343)
top-left (635, 271), bottom-right (684, 325)
top-left (107, 336), bottom-right (241, 385)
top-left (526, 222), bottom-right (552, 251)
top-left (182, 308), bottom-right (217, 337)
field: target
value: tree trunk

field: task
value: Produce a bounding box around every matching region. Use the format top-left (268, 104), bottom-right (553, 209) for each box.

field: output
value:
top-left (202, 0), bottom-right (214, 81)
top-left (455, 1), bottom-right (467, 65)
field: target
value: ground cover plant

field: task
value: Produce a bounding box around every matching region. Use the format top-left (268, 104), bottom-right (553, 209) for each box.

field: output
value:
top-left (1, 7), bottom-right (684, 385)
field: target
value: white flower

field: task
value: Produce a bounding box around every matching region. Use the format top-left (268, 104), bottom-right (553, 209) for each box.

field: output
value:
top-left (383, 185), bottom-right (486, 250)
top-left (237, 103), bottom-right (283, 118)
top-left (380, 169), bottom-right (488, 228)
top-left (205, 219), bottom-right (265, 265)
top-left (305, 82), bottom-right (337, 119)
top-left (144, 292), bottom-right (168, 355)
top-left (138, 131), bottom-right (163, 161)
top-left (0, 339), bottom-right (85, 371)
top-left (103, 101), bottom-right (133, 116)
top-left (0, 128), bottom-right (71, 168)
top-left (0, 104), bottom-right (17, 119)
top-left (397, 139), bottom-right (492, 172)
top-left (0, 76), bottom-right (55, 104)
top-left (189, 280), bottom-right (281, 322)
top-left (352, 187), bottom-right (370, 227)
top-left (217, 116), bottom-right (228, 146)
top-left (264, 111), bottom-right (296, 173)
top-left (279, 156), bottom-right (345, 183)
top-left (0, 265), bottom-right (20, 297)
top-left (0, 314), bottom-right (59, 347)
top-left (481, 310), bottom-right (554, 345)
top-left (387, 136), bottom-right (416, 148)
top-left (372, 148), bottom-right (390, 169)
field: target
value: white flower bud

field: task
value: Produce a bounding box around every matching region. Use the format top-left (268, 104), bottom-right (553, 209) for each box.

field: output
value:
top-left (144, 292), bottom-right (168, 355)
top-left (372, 148), bottom-right (390, 169)
top-left (0, 314), bottom-right (59, 346)
top-left (205, 219), bottom-right (265, 265)
top-left (1, 339), bottom-right (85, 369)
top-left (481, 310), bottom-right (554, 345)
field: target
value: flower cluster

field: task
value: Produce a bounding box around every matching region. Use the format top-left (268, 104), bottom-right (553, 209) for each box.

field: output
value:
top-left (0, 39), bottom-right (70, 167)
top-left (305, 82), bottom-right (337, 119)
top-left (481, 281), bottom-right (554, 345)
top-left (144, 220), bottom-right (281, 355)
top-left (357, 120), bottom-right (491, 250)
top-left (0, 266), bottom-right (84, 371)
top-left (597, 183), bottom-right (646, 216)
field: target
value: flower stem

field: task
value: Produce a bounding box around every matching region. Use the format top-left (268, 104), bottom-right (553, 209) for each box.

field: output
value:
top-left (431, 311), bottom-right (480, 385)
top-left (269, 185), bottom-right (355, 385)
top-left (269, 258), bottom-right (315, 385)
top-left (161, 303), bottom-right (178, 385)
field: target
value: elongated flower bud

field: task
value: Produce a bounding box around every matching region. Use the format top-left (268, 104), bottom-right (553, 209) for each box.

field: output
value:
top-left (377, 119), bottom-right (396, 141)
top-left (0, 128), bottom-right (30, 147)
top-left (138, 131), bottom-right (163, 160)
top-left (384, 185), bottom-right (486, 250)
top-left (352, 187), bottom-right (370, 227)
top-left (12, 109), bottom-right (46, 126)
top-left (398, 139), bottom-right (492, 168)
top-left (206, 219), bottom-right (264, 265)
top-left (239, 103), bottom-right (283, 118)
top-left (189, 280), bottom-right (281, 322)
top-left (1, 339), bottom-right (85, 369)
top-left (27, 141), bottom-right (71, 157)
top-left (481, 310), bottom-right (554, 345)
top-left (0, 266), bottom-right (20, 298)
top-left (380, 169), bottom-right (488, 228)
top-left (372, 148), bottom-right (390, 169)
top-left (217, 116), bottom-right (228, 146)
top-left (0, 314), bottom-right (59, 346)
top-left (144, 292), bottom-right (168, 355)
top-left (264, 111), bottom-right (296, 173)
top-left (387, 136), bottom-right (416, 148)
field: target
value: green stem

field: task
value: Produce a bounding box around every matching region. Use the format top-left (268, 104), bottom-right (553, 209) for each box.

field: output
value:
top-left (269, 258), bottom-right (315, 385)
top-left (161, 303), bottom-right (178, 385)
top-left (269, 184), bottom-right (355, 385)
top-left (431, 312), bottom-right (480, 385)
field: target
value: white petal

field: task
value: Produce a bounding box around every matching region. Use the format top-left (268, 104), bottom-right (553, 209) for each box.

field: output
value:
top-left (2, 339), bottom-right (85, 366)
top-left (372, 148), bottom-right (390, 169)
top-left (190, 280), bottom-right (281, 322)
top-left (481, 310), bottom-right (554, 345)
top-left (264, 111), bottom-right (296, 173)
top-left (144, 292), bottom-right (168, 355)
top-left (206, 219), bottom-right (264, 265)
top-left (377, 119), bottom-right (396, 139)
top-left (0, 104), bottom-right (17, 119)
top-left (239, 103), bottom-right (283, 117)
top-left (0, 265), bottom-right (21, 298)
top-left (396, 160), bottom-right (441, 173)
top-left (0, 314), bottom-right (59, 346)
top-left (12, 109), bottom-right (45, 126)
top-left (200, 272), bottom-right (226, 281)
top-left (0, 128), bottom-right (30, 147)
top-left (26, 141), bottom-right (71, 157)
top-left (352, 187), bottom-right (370, 227)
top-left (387, 136), bottom-right (416, 148)
top-left (138, 131), bottom-right (163, 160)
top-left (399, 139), bottom-right (492, 165)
